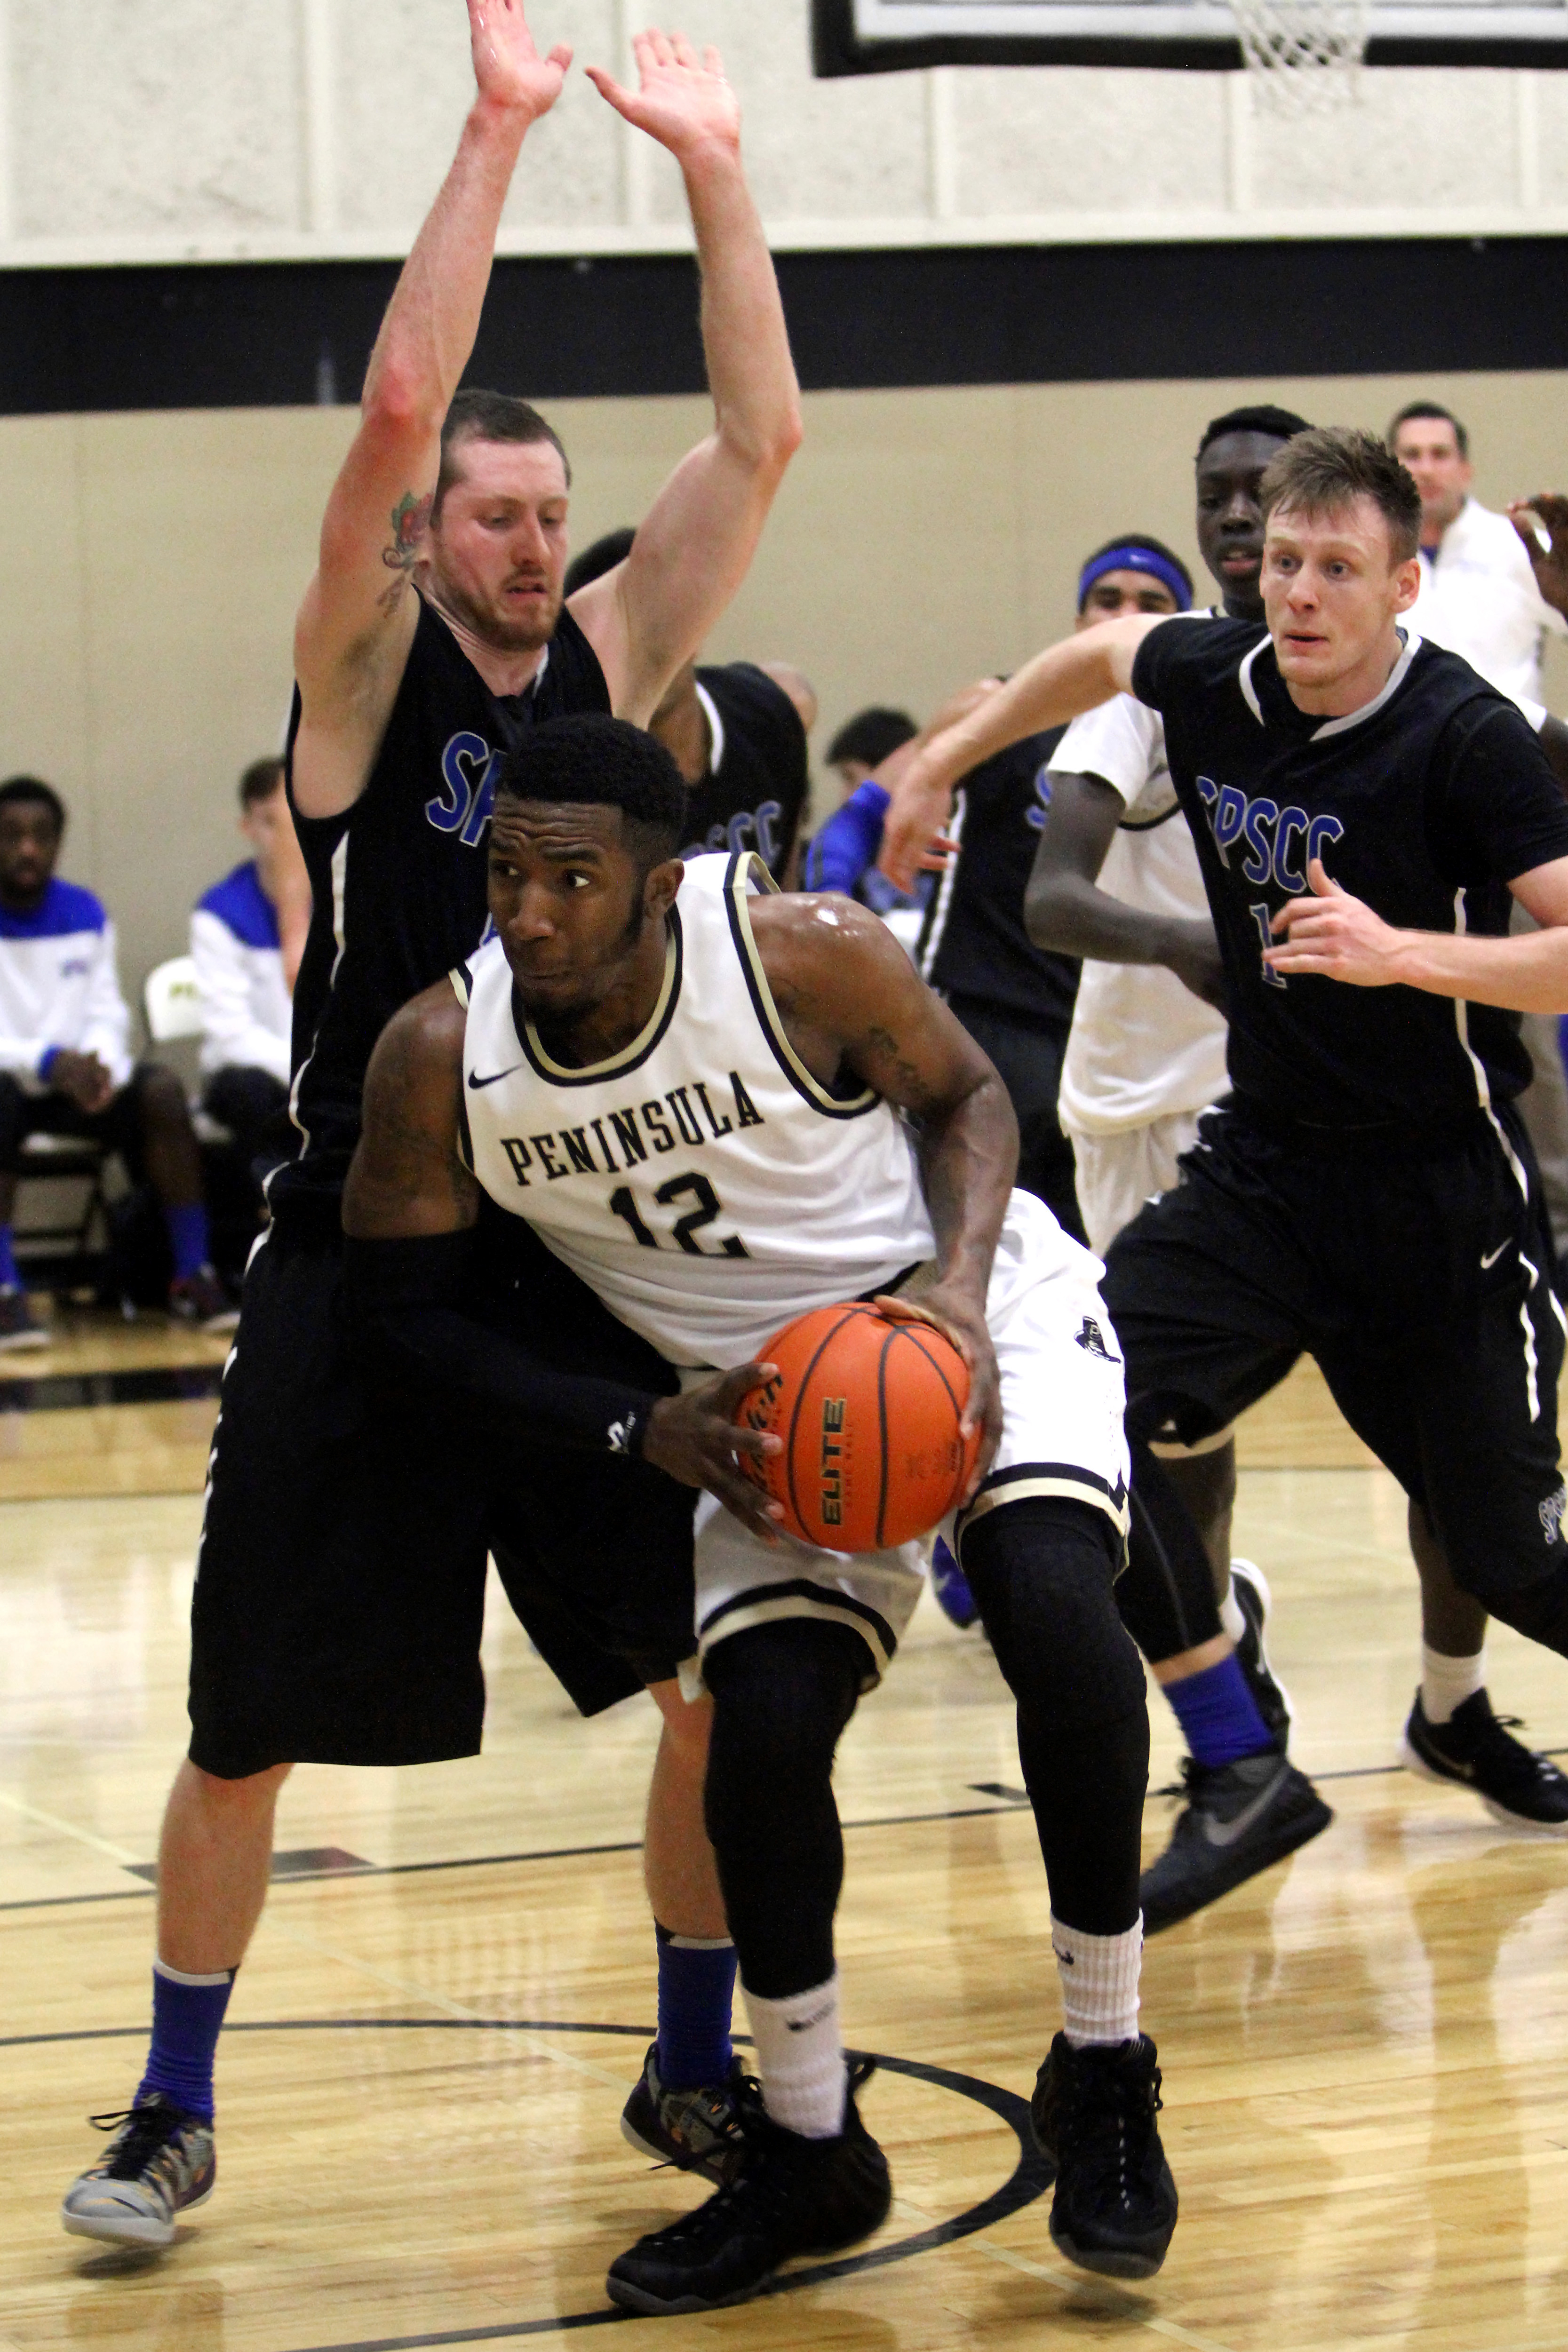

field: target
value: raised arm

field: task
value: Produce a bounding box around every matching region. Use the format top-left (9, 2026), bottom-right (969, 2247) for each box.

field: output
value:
top-left (292, 1), bottom-right (571, 821)
top-left (878, 617), bottom-right (1159, 893)
top-left (750, 893), bottom-right (1016, 1489)
top-left (1026, 774), bottom-right (1225, 1009)
top-left (1508, 493), bottom-right (1568, 625)
top-left (566, 34), bottom-right (802, 721)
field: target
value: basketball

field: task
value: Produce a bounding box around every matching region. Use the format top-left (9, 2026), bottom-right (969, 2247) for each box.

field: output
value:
top-left (736, 1301), bottom-right (981, 1552)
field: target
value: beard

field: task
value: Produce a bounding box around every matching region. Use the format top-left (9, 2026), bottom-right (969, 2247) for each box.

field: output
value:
top-left (432, 562), bottom-right (563, 655)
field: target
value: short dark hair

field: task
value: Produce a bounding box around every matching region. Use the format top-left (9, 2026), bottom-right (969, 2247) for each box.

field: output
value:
top-left (1388, 400), bottom-right (1469, 461)
top-left (826, 708), bottom-right (918, 769)
top-left (1197, 404), bottom-right (1313, 462)
top-left (564, 527), bottom-right (636, 600)
top-left (1259, 425), bottom-right (1423, 563)
top-left (239, 755), bottom-right (285, 810)
top-left (493, 714), bottom-right (686, 869)
top-left (435, 389), bottom-right (571, 519)
top-left (0, 774), bottom-right (65, 833)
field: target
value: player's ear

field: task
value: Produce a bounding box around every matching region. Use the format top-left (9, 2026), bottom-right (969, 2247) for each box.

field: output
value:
top-left (644, 857), bottom-right (685, 920)
top-left (1390, 554), bottom-right (1422, 616)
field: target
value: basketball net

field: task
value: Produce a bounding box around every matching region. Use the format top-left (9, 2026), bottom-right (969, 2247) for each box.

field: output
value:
top-left (1229, 0), bottom-right (1369, 112)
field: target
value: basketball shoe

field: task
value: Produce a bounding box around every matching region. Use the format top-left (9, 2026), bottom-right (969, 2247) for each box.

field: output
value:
top-left (1228, 1558), bottom-right (1293, 1750)
top-left (621, 2043), bottom-right (750, 2184)
top-left (1031, 2034), bottom-right (1178, 2279)
top-left (1401, 1689), bottom-right (1568, 1830)
top-left (1140, 1750), bottom-right (1333, 1934)
top-left (605, 2062), bottom-right (890, 2314)
top-left (60, 2095), bottom-right (215, 2248)
top-left (0, 1284), bottom-right (46, 1350)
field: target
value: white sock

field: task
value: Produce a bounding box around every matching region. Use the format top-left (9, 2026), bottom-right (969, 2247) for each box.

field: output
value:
top-left (1052, 1915), bottom-right (1142, 2049)
top-left (1218, 1573), bottom-right (1246, 1646)
top-left (743, 1974), bottom-right (846, 2139)
top-left (1421, 1644), bottom-right (1486, 1727)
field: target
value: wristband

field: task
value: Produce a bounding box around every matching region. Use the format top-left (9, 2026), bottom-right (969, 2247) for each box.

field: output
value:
top-left (37, 1046), bottom-right (59, 1082)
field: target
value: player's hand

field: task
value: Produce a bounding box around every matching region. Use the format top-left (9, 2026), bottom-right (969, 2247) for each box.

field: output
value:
top-left (1161, 918), bottom-right (1227, 1010)
top-left (1265, 858), bottom-right (1408, 987)
top-left (467, 0), bottom-right (573, 125)
top-left (1509, 494), bottom-right (1568, 620)
top-left (876, 747), bottom-right (962, 895)
top-left (48, 1048), bottom-right (114, 1112)
top-left (586, 31), bottom-right (740, 163)
top-left (642, 1363), bottom-right (786, 1542)
top-left (872, 1288), bottom-right (1002, 1503)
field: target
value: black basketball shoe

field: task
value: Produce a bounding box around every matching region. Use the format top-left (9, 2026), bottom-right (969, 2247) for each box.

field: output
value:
top-left (1402, 1689), bottom-right (1568, 1830)
top-left (61, 2095), bottom-right (215, 2248)
top-left (1141, 1750), bottom-right (1333, 1934)
top-left (621, 2043), bottom-right (750, 2185)
top-left (1228, 1558), bottom-right (1293, 1751)
top-left (1031, 2034), bottom-right (1178, 2279)
top-left (605, 2062), bottom-right (891, 2315)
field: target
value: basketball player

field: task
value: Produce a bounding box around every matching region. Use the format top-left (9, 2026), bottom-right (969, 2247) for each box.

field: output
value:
top-left (886, 427), bottom-right (1568, 1928)
top-left (61, 5), bottom-right (803, 2249)
top-left (345, 713), bottom-right (1181, 2307)
top-left (563, 526), bottom-right (816, 882)
top-left (1027, 412), bottom-right (1568, 1924)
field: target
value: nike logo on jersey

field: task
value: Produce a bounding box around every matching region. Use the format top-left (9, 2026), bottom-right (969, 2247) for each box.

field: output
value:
top-left (1194, 777), bottom-right (1346, 893)
top-left (1480, 1242), bottom-right (1510, 1269)
top-left (468, 1064), bottom-right (523, 1090)
top-left (1201, 1765), bottom-right (1288, 1848)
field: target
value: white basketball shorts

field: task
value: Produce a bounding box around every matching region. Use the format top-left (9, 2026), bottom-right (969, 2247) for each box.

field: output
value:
top-left (681, 1190), bottom-right (1130, 1694)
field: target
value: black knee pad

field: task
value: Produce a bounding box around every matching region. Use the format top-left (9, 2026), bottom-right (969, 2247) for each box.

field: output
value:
top-left (963, 1498), bottom-right (1146, 1730)
top-left (702, 1618), bottom-right (863, 1851)
top-left (1115, 1432), bottom-right (1225, 1663)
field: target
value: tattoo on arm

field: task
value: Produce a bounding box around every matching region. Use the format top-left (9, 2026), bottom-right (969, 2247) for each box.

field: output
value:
top-left (376, 491), bottom-right (433, 615)
top-left (863, 1023), bottom-right (937, 1113)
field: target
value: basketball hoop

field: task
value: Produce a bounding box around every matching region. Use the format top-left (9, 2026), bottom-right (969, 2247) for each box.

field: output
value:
top-left (1228, 0), bottom-right (1369, 112)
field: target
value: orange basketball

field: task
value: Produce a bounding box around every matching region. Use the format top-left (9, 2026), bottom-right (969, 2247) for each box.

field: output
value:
top-left (736, 1302), bottom-right (981, 1552)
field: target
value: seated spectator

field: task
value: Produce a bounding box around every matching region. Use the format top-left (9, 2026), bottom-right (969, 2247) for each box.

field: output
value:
top-left (191, 756), bottom-right (308, 1183)
top-left (0, 774), bottom-right (235, 1347)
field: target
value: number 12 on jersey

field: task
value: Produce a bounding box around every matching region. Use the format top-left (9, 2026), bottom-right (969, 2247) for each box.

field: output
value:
top-left (609, 1170), bottom-right (750, 1258)
top-left (1249, 902), bottom-right (1288, 990)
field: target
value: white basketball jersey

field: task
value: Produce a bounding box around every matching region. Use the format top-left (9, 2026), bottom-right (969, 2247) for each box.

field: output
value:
top-left (457, 852), bottom-right (935, 1366)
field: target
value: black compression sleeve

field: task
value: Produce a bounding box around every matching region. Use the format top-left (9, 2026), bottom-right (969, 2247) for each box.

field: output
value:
top-left (342, 1229), bottom-right (661, 1458)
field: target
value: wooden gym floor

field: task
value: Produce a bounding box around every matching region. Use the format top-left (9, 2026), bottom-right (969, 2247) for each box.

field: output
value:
top-left (4, 1306), bottom-right (1568, 2352)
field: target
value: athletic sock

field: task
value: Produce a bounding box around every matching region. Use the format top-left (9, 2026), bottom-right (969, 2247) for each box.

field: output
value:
top-left (0, 1224), bottom-right (19, 1289)
top-left (1051, 1914), bottom-right (1142, 2048)
top-left (743, 1974), bottom-right (845, 2139)
top-left (1218, 1573), bottom-right (1246, 1647)
top-left (654, 1923), bottom-right (737, 2090)
top-left (1163, 1651), bottom-right (1274, 1768)
top-left (165, 1203), bottom-right (211, 1283)
top-left (1421, 1644), bottom-right (1487, 1727)
top-left (135, 1959), bottom-right (235, 2123)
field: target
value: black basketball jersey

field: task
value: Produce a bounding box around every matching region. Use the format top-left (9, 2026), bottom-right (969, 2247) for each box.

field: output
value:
top-left (678, 662), bottom-right (809, 881)
top-left (278, 593), bottom-right (611, 1204)
top-left (1132, 615), bottom-right (1568, 1130)
top-left (915, 729), bottom-right (1081, 1036)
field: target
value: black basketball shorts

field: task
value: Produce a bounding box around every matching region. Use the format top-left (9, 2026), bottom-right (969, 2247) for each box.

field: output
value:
top-left (187, 1215), bottom-right (696, 1780)
top-left (1101, 1097), bottom-right (1567, 1612)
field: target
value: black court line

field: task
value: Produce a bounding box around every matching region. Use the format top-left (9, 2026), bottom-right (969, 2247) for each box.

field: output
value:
top-left (8, 1752), bottom-right (1566, 1919)
top-left (0, 1364), bottom-right (225, 1413)
top-left (38, 2018), bottom-right (1049, 2346)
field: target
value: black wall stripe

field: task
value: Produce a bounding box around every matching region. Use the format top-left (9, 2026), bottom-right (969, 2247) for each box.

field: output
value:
top-left (1, 238), bottom-right (1566, 417)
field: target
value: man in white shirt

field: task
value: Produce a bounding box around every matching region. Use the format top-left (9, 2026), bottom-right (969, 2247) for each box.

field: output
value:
top-left (1391, 405), bottom-right (1568, 1264)
top-left (1391, 402), bottom-right (1567, 708)
top-left (191, 757), bottom-right (309, 1180)
top-left (0, 776), bottom-right (235, 1343)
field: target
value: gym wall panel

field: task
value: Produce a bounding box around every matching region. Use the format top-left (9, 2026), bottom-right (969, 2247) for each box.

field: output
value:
top-left (0, 368), bottom-right (1561, 1002)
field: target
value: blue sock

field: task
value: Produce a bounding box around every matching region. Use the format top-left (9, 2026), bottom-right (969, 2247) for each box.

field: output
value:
top-left (655, 1924), bottom-right (737, 2090)
top-left (0, 1224), bottom-right (18, 1288)
top-left (136, 1959), bottom-right (235, 2123)
top-left (165, 1203), bottom-right (210, 1282)
top-left (1164, 1653), bottom-right (1274, 1769)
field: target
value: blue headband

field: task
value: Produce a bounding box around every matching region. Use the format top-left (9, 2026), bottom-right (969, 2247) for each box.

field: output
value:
top-left (1078, 544), bottom-right (1191, 614)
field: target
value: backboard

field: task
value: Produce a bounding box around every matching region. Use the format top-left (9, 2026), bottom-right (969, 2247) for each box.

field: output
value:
top-left (812, 0), bottom-right (1568, 71)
